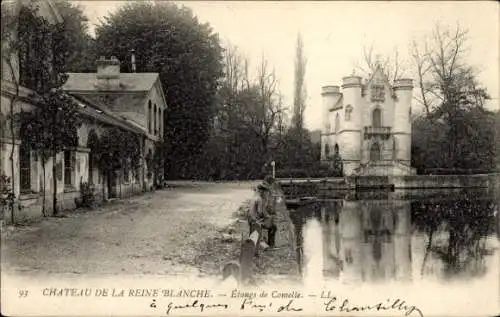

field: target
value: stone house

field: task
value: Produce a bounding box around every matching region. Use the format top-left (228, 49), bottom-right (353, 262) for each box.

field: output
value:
top-left (63, 56), bottom-right (167, 199)
top-left (0, 0), bottom-right (167, 223)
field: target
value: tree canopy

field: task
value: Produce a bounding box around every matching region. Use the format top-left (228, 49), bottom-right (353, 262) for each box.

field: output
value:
top-left (409, 24), bottom-right (496, 173)
top-left (94, 1), bottom-right (224, 179)
top-left (53, 0), bottom-right (97, 72)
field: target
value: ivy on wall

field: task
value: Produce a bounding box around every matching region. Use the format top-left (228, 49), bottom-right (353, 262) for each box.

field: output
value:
top-left (95, 127), bottom-right (142, 174)
top-left (2, 2), bottom-right (81, 217)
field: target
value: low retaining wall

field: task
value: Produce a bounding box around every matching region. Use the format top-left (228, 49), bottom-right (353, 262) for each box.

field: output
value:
top-left (277, 173), bottom-right (500, 192)
top-left (2, 190), bottom-right (80, 224)
top-left (1, 182), bottom-right (151, 224)
top-left (391, 173), bottom-right (500, 189)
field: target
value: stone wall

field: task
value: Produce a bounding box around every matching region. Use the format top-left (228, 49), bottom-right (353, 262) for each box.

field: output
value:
top-left (391, 173), bottom-right (499, 189)
top-left (278, 173), bottom-right (500, 191)
top-left (3, 190), bottom-right (80, 223)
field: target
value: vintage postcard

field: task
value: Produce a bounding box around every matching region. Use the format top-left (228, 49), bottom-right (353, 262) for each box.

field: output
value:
top-left (1, 1), bottom-right (499, 316)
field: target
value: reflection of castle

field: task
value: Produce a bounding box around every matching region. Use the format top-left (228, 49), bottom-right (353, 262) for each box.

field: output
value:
top-left (322, 198), bottom-right (412, 283)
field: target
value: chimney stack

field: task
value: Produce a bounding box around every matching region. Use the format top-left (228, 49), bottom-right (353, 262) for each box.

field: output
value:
top-left (130, 49), bottom-right (136, 73)
top-left (96, 56), bottom-right (121, 89)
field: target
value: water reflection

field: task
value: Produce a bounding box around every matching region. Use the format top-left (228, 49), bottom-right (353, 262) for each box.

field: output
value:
top-left (288, 190), bottom-right (498, 284)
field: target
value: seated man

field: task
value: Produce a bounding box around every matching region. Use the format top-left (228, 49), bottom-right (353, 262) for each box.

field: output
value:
top-left (248, 177), bottom-right (277, 249)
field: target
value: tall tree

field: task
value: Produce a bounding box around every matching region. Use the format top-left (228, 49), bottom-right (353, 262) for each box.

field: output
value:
top-left (1, 0), bottom-right (23, 223)
top-left (354, 43), bottom-right (408, 85)
top-left (410, 23), bottom-right (491, 170)
top-left (204, 43), bottom-right (287, 180)
top-left (292, 32), bottom-right (307, 131)
top-left (53, 0), bottom-right (96, 72)
top-left (94, 1), bottom-right (224, 179)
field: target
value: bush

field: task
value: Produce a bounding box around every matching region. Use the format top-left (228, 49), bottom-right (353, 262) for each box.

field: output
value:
top-left (0, 174), bottom-right (15, 210)
top-left (76, 181), bottom-right (95, 208)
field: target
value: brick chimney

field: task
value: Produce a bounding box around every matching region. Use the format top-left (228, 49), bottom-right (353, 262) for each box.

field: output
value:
top-left (96, 56), bottom-right (121, 89)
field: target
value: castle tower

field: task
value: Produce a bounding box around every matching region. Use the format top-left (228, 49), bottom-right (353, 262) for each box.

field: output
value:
top-left (321, 86), bottom-right (341, 160)
top-left (392, 79), bottom-right (413, 165)
top-left (393, 201), bottom-right (412, 281)
top-left (338, 76), bottom-right (363, 175)
top-left (339, 200), bottom-right (363, 283)
top-left (323, 200), bottom-right (342, 276)
top-left (360, 202), bottom-right (396, 282)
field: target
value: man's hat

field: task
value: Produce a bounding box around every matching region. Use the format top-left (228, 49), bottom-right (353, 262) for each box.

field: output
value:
top-left (263, 175), bottom-right (275, 184)
top-left (257, 181), bottom-right (271, 191)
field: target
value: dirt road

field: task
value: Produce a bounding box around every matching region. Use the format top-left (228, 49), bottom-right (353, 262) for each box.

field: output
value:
top-left (1, 182), bottom-right (262, 278)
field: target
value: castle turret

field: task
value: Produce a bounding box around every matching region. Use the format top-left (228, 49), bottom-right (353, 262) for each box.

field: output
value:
top-left (393, 202), bottom-right (412, 282)
top-left (339, 200), bottom-right (363, 283)
top-left (392, 78), bottom-right (413, 164)
top-left (339, 76), bottom-right (363, 175)
top-left (321, 86), bottom-right (341, 160)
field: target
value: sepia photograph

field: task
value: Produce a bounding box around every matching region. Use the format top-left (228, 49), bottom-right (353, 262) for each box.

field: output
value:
top-left (1, 1), bottom-right (499, 316)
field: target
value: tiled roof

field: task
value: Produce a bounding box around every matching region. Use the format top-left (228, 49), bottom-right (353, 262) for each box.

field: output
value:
top-left (71, 94), bottom-right (146, 135)
top-left (74, 93), bottom-right (149, 115)
top-left (64, 73), bottom-right (160, 92)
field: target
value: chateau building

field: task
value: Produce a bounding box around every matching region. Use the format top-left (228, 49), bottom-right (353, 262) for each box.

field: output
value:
top-left (321, 66), bottom-right (416, 176)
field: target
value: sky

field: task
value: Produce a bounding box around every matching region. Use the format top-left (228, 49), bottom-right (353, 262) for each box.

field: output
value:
top-left (75, 1), bottom-right (499, 130)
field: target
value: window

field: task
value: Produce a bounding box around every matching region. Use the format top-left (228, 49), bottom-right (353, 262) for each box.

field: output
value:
top-left (370, 143), bottom-right (381, 161)
top-left (148, 101), bottom-right (152, 134)
top-left (371, 85), bottom-right (385, 101)
top-left (20, 145), bottom-right (31, 193)
top-left (372, 108), bottom-right (382, 128)
top-left (334, 143), bottom-right (339, 155)
top-left (153, 105), bottom-right (157, 135)
top-left (88, 152), bottom-right (93, 184)
top-left (345, 105), bottom-right (353, 121)
top-left (392, 138), bottom-right (398, 160)
top-left (158, 109), bottom-right (162, 136)
top-left (335, 113), bottom-right (340, 133)
top-left (123, 159), bottom-right (130, 183)
top-left (135, 166), bottom-right (141, 183)
top-left (324, 143), bottom-right (330, 157)
top-left (87, 129), bottom-right (99, 185)
top-left (64, 151), bottom-right (72, 187)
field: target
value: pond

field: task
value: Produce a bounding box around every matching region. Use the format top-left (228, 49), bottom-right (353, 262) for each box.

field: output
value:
top-left (285, 188), bottom-right (499, 285)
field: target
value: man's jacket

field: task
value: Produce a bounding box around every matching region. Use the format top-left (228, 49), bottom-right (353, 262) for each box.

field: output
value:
top-left (248, 192), bottom-right (275, 228)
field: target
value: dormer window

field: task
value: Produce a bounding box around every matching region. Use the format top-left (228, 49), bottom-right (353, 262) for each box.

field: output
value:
top-left (371, 85), bottom-right (385, 102)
